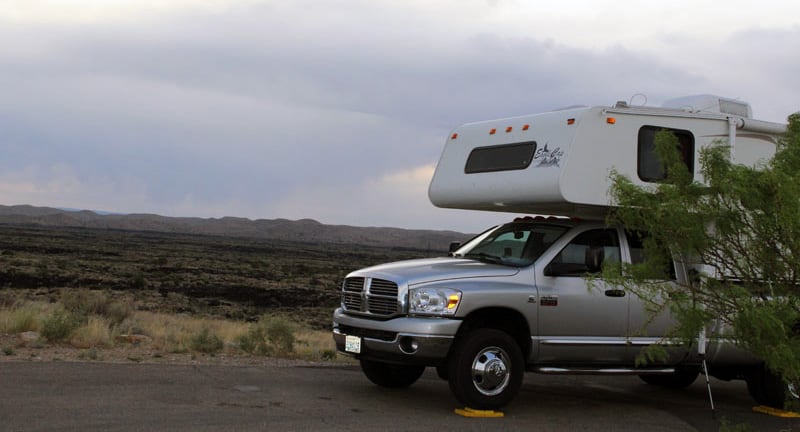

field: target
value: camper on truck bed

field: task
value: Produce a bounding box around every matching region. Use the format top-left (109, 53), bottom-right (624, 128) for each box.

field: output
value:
top-left (332, 95), bottom-right (797, 410)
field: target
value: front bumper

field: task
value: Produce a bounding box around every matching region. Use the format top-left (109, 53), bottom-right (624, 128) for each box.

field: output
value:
top-left (332, 308), bottom-right (461, 365)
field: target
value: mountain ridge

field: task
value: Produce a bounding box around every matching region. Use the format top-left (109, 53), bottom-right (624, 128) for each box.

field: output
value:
top-left (0, 204), bottom-right (470, 250)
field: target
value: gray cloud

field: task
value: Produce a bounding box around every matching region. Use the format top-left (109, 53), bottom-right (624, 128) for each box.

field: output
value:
top-left (0, 3), bottom-right (797, 232)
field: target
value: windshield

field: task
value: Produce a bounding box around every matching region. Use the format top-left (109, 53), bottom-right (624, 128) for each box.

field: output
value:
top-left (453, 222), bottom-right (570, 267)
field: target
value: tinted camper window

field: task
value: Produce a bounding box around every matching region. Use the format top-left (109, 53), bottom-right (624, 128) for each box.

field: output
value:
top-left (637, 126), bottom-right (694, 182)
top-left (465, 142), bottom-right (536, 174)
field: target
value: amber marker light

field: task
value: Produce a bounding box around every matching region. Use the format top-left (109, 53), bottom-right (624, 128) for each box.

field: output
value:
top-left (489, 128), bottom-right (497, 135)
top-left (567, 118), bottom-right (575, 125)
top-left (505, 126), bottom-right (513, 133)
top-left (451, 133), bottom-right (458, 139)
top-left (607, 117), bottom-right (616, 124)
top-left (447, 294), bottom-right (460, 310)
top-left (522, 124), bottom-right (530, 131)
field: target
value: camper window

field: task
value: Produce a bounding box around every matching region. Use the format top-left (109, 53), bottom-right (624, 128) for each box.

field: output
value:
top-left (637, 126), bottom-right (694, 182)
top-left (464, 141), bottom-right (536, 174)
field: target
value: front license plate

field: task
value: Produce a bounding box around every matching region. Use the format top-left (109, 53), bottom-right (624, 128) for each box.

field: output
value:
top-left (345, 335), bottom-right (362, 354)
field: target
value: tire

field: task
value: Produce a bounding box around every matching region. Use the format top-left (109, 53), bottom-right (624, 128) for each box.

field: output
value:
top-left (746, 365), bottom-right (799, 409)
top-left (447, 328), bottom-right (524, 410)
top-left (639, 367), bottom-right (699, 389)
top-left (359, 359), bottom-right (425, 388)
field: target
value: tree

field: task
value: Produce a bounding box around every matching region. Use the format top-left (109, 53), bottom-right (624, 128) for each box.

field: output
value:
top-left (605, 113), bottom-right (800, 408)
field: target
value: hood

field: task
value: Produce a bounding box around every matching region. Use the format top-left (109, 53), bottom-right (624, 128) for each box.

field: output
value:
top-left (349, 257), bottom-right (519, 287)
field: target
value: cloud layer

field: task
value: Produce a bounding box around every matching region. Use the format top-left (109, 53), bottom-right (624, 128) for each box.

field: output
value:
top-left (0, 1), bottom-right (798, 232)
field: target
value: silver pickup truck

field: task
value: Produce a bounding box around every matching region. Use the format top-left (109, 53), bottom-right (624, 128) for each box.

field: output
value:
top-left (332, 217), bottom-right (798, 409)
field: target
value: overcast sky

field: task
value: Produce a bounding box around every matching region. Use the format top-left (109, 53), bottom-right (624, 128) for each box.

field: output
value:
top-left (1, 1), bottom-right (798, 232)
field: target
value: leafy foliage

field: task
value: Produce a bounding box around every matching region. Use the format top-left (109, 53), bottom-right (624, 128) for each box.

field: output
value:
top-left (189, 326), bottom-right (224, 354)
top-left (606, 114), bottom-right (800, 389)
top-left (40, 308), bottom-right (81, 342)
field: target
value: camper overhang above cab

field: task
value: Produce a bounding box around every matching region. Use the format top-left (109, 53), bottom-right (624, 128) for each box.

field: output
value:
top-left (428, 96), bottom-right (787, 220)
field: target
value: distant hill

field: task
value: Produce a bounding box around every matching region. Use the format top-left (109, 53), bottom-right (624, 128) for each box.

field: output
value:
top-left (0, 205), bottom-right (470, 251)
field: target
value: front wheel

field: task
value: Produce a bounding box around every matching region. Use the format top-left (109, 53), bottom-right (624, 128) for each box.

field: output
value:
top-left (447, 328), bottom-right (524, 410)
top-left (359, 359), bottom-right (425, 388)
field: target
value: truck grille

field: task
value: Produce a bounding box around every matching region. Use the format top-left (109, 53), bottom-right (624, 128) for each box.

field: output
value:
top-left (341, 277), bottom-right (400, 317)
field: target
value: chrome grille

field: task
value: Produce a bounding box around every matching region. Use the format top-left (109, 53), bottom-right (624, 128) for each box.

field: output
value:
top-left (342, 277), bottom-right (365, 311)
top-left (369, 278), bottom-right (397, 296)
top-left (367, 296), bottom-right (398, 315)
top-left (341, 277), bottom-right (399, 316)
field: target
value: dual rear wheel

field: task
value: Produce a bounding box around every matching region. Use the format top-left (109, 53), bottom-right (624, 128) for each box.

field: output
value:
top-left (746, 365), bottom-right (799, 409)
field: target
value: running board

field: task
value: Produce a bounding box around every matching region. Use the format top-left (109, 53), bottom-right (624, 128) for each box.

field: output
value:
top-left (533, 367), bottom-right (676, 375)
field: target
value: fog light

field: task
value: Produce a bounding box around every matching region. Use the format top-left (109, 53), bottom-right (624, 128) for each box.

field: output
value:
top-left (399, 337), bottom-right (419, 354)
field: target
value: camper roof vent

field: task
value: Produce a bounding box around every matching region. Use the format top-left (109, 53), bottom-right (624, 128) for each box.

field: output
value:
top-left (661, 95), bottom-right (752, 118)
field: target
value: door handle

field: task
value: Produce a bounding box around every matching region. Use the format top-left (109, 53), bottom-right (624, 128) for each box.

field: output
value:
top-left (604, 289), bottom-right (626, 297)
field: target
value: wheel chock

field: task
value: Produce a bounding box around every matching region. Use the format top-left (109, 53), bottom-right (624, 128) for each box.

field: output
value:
top-left (752, 405), bottom-right (800, 418)
top-left (454, 407), bottom-right (504, 418)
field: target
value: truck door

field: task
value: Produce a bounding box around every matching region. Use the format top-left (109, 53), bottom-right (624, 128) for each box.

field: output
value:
top-left (535, 228), bottom-right (630, 364)
top-left (623, 230), bottom-right (691, 364)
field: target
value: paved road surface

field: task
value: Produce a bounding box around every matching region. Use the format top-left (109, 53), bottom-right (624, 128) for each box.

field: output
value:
top-left (0, 361), bottom-right (796, 431)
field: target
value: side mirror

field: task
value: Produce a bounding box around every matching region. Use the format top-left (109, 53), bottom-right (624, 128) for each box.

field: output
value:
top-left (448, 242), bottom-right (461, 253)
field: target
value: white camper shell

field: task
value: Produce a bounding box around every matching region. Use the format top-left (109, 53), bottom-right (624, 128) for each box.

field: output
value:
top-left (428, 95), bottom-right (787, 219)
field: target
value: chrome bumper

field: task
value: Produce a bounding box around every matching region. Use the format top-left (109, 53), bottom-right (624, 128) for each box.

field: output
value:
top-left (332, 308), bottom-right (461, 365)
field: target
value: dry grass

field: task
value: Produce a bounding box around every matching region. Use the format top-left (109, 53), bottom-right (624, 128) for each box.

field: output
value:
top-left (71, 316), bottom-right (113, 348)
top-left (126, 311), bottom-right (249, 354)
top-left (295, 329), bottom-right (337, 360)
top-left (0, 293), bottom-right (340, 362)
top-left (0, 302), bottom-right (51, 334)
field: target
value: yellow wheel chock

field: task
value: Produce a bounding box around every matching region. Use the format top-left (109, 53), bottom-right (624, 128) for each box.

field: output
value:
top-left (454, 407), bottom-right (505, 418)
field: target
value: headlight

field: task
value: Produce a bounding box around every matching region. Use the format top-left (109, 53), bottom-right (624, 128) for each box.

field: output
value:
top-left (409, 287), bottom-right (461, 316)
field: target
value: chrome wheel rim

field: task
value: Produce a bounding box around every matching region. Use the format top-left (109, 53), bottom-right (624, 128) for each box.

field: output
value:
top-left (471, 346), bottom-right (511, 396)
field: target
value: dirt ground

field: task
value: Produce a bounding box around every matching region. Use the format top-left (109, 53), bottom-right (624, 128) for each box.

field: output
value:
top-left (0, 333), bottom-right (350, 367)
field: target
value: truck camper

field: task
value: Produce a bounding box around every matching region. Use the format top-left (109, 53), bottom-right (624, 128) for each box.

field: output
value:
top-left (429, 95), bottom-right (785, 219)
top-left (333, 96), bottom-right (796, 411)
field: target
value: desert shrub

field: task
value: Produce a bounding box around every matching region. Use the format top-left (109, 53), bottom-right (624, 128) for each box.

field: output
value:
top-left (78, 347), bottom-right (99, 361)
top-left (0, 291), bottom-right (17, 307)
top-left (103, 300), bottom-right (133, 326)
top-left (237, 326), bottom-right (265, 354)
top-left (60, 289), bottom-right (132, 325)
top-left (189, 326), bottom-right (224, 354)
top-left (61, 289), bottom-right (106, 315)
top-left (40, 308), bottom-right (80, 342)
top-left (2, 304), bottom-right (41, 334)
top-left (293, 329), bottom-right (338, 361)
top-left (71, 316), bottom-right (112, 348)
top-left (132, 273), bottom-right (147, 289)
top-left (238, 315), bottom-right (295, 356)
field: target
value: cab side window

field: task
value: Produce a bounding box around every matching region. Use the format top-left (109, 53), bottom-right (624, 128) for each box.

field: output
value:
top-left (625, 230), bottom-right (676, 280)
top-left (546, 229), bottom-right (620, 276)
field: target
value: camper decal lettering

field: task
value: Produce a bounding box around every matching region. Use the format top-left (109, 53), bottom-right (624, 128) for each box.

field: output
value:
top-left (532, 143), bottom-right (564, 168)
